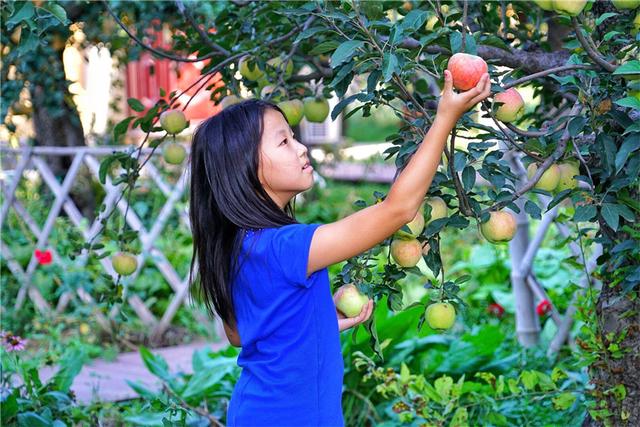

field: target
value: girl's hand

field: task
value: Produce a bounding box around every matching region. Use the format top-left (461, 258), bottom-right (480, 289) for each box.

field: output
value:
top-left (436, 70), bottom-right (491, 123)
top-left (332, 288), bottom-right (374, 332)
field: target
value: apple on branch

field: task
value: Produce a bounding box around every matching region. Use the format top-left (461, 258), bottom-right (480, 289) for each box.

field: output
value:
top-left (390, 238), bottom-right (423, 268)
top-left (480, 211), bottom-right (517, 244)
top-left (334, 284), bottom-right (369, 318)
top-left (446, 53), bottom-right (489, 91)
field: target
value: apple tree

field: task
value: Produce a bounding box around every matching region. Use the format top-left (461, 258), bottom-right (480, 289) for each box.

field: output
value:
top-left (4, 0), bottom-right (639, 424)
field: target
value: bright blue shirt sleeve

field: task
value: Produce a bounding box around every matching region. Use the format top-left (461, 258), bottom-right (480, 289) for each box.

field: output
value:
top-left (227, 223), bottom-right (345, 427)
top-left (270, 222), bottom-right (320, 287)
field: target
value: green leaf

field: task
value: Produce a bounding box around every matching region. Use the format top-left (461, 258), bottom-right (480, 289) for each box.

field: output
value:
top-left (520, 370), bottom-right (538, 390)
top-left (330, 40), bottom-right (365, 69)
top-left (614, 96), bottom-right (640, 110)
top-left (7, 2), bottom-right (34, 28)
top-left (308, 40), bottom-right (340, 55)
top-left (139, 346), bottom-right (172, 383)
top-left (568, 116), bottom-right (587, 137)
top-left (615, 133), bottom-right (640, 173)
top-left (574, 204), bottom-right (597, 222)
top-left (552, 392), bottom-right (577, 410)
top-left (41, 3), bottom-right (69, 25)
top-left (462, 166), bottom-right (476, 191)
top-left (127, 98), bottom-right (146, 112)
top-left (293, 26), bottom-right (326, 44)
top-left (382, 53), bottom-right (398, 82)
top-left (400, 10), bottom-right (428, 33)
top-left (613, 60), bottom-right (640, 77)
top-left (1, 389), bottom-right (18, 421)
top-left (525, 200), bottom-right (541, 220)
top-left (17, 412), bottom-right (52, 427)
top-left (601, 203), bottom-right (623, 231)
top-left (126, 380), bottom-right (157, 399)
top-left (596, 12), bottom-right (618, 26)
top-left (113, 116), bottom-right (135, 142)
top-left (434, 375), bottom-right (453, 400)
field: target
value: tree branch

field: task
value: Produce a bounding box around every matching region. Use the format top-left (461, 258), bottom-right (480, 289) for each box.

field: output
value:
top-left (571, 17), bottom-right (616, 73)
top-left (175, 0), bottom-right (231, 57)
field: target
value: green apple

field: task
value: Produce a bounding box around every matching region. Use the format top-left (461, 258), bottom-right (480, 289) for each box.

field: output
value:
top-left (425, 302), bottom-right (456, 330)
top-left (266, 56), bottom-right (294, 79)
top-left (260, 85), bottom-right (286, 102)
top-left (303, 97), bottom-right (330, 122)
top-left (633, 12), bottom-right (640, 36)
top-left (238, 56), bottom-right (264, 81)
top-left (612, 0), bottom-right (640, 10)
top-left (425, 196), bottom-right (448, 223)
top-left (277, 99), bottom-right (304, 127)
top-left (533, 0), bottom-right (554, 11)
top-left (480, 211), bottom-right (517, 244)
top-left (163, 142), bottom-right (187, 165)
top-left (335, 284), bottom-right (369, 317)
top-left (555, 162), bottom-right (580, 192)
top-left (112, 252), bottom-right (137, 276)
top-left (390, 238), bottom-right (423, 268)
top-left (361, 0), bottom-right (384, 19)
top-left (396, 206), bottom-right (425, 239)
top-left (527, 163), bottom-right (561, 191)
top-left (552, 0), bottom-right (587, 16)
top-left (219, 94), bottom-right (242, 110)
top-left (159, 109), bottom-right (187, 134)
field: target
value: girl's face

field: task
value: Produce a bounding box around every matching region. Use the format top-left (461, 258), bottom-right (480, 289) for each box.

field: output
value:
top-left (257, 108), bottom-right (314, 209)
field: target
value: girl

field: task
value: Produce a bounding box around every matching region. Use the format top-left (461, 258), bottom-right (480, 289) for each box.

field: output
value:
top-left (188, 69), bottom-right (491, 426)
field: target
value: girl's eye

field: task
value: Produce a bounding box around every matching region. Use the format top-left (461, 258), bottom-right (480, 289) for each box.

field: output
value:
top-left (280, 139), bottom-right (288, 145)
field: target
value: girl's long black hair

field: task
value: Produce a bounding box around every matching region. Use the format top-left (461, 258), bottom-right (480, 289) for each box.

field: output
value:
top-left (188, 99), bottom-right (298, 326)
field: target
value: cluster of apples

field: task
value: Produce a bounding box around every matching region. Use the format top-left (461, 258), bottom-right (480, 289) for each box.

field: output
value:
top-left (221, 55), bottom-right (331, 126)
top-left (527, 160), bottom-right (580, 193)
top-left (157, 109), bottom-right (188, 165)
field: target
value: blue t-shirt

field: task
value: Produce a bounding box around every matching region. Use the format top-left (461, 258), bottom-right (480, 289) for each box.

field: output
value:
top-left (226, 223), bottom-right (345, 427)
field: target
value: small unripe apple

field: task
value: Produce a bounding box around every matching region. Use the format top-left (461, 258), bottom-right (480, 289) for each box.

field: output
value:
top-left (493, 88), bottom-right (525, 123)
top-left (527, 163), bottom-right (561, 192)
top-left (612, 0), bottom-right (640, 10)
top-left (238, 55), bottom-right (264, 81)
top-left (425, 196), bottom-right (448, 223)
top-left (260, 85), bottom-right (286, 102)
top-left (303, 97), bottom-right (330, 123)
top-left (446, 53), bottom-right (488, 91)
top-left (628, 80), bottom-right (640, 101)
top-left (335, 284), bottom-right (369, 317)
top-left (633, 12), bottom-right (640, 36)
top-left (533, 0), bottom-right (554, 11)
top-left (552, 0), bottom-right (587, 16)
top-left (390, 238), bottom-right (423, 268)
top-left (555, 162), bottom-right (580, 192)
top-left (361, 0), bottom-right (384, 19)
top-left (160, 109), bottom-right (188, 134)
top-left (266, 56), bottom-right (294, 79)
top-left (425, 14), bottom-right (439, 31)
top-left (425, 302), bottom-right (456, 330)
top-left (396, 206), bottom-right (425, 239)
top-left (277, 99), bottom-right (304, 127)
top-left (163, 142), bottom-right (187, 165)
top-left (480, 211), bottom-right (517, 244)
top-left (112, 252), bottom-right (137, 276)
top-left (219, 94), bottom-right (242, 110)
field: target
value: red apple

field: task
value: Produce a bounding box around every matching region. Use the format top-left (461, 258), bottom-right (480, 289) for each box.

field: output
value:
top-left (390, 238), bottom-right (423, 268)
top-left (446, 53), bottom-right (488, 91)
top-left (493, 88), bottom-right (525, 122)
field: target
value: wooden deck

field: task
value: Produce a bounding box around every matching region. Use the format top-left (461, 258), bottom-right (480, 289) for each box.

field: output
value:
top-left (38, 340), bottom-right (230, 404)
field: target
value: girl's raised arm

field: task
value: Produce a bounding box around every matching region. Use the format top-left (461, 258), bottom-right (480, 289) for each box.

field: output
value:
top-left (306, 71), bottom-right (491, 278)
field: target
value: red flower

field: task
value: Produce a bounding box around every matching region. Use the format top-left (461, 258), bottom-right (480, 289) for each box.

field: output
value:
top-left (487, 303), bottom-right (505, 318)
top-left (536, 299), bottom-right (552, 316)
top-left (34, 249), bottom-right (53, 265)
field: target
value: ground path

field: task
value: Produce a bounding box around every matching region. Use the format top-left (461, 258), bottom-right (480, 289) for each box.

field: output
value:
top-left (39, 340), bottom-right (230, 404)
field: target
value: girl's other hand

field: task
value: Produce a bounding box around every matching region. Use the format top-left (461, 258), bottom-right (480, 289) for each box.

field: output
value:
top-left (333, 288), bottom-right (374, 332)
top-left (436, 70), bottom-right (491, 123)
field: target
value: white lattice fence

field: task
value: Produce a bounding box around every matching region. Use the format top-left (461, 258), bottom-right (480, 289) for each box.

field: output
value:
top-left (0, 145), bottom-right (222, 342)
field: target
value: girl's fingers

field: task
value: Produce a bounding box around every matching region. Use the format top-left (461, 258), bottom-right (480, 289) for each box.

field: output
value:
top-left (443, 70), bottom-right (453, 94)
